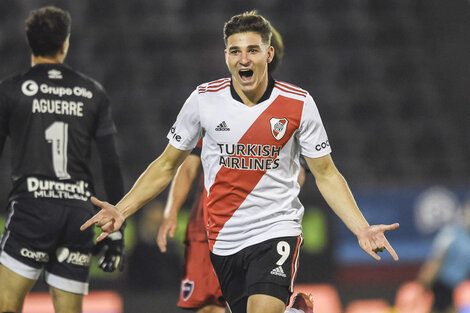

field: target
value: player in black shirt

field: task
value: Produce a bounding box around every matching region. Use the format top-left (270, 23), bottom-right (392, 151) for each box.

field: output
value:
top-left (0, 6), bottom-right (125, 313)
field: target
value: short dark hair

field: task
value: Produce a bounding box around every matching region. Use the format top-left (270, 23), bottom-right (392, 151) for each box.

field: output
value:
top-left (223, 11), bottom-right (272, 46)
top-left (25, 6), bottom-right (71, 57)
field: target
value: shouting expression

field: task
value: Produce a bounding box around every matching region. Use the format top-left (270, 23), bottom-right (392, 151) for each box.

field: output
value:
top-left (225, 31), bottom-right (274, 105)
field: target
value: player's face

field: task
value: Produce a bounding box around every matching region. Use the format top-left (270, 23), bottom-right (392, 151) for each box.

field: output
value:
top-left (225, 32), bottom-right (274, 100)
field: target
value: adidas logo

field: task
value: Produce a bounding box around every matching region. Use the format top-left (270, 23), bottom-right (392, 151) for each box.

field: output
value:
top-left (270, 266), bottom-right (286, 277)
top-left (215, 121), bottom-right (230, 131)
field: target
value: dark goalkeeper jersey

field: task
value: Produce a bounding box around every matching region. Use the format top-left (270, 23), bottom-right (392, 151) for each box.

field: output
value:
top-left (0, 63), bottom-right (116, 203)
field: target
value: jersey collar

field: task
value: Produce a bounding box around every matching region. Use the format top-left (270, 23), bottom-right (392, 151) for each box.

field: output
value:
top-left (230, 75), bottom-right (275, 105)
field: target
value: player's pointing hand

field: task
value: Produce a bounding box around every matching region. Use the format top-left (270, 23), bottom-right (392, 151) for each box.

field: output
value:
top-left (356, 223), bottom-right (399, 261)
top-left (80, 196), bottom-right (125, 242)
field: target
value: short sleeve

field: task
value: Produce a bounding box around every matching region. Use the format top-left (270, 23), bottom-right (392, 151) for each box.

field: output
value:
top-left (167, 90), bottom-right (202, 150)
top-left (298, 94), bottom-right (331, 158)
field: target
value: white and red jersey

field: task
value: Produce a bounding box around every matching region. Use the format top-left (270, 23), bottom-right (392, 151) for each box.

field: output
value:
top-left (167, 78), bottom-right (331, 256)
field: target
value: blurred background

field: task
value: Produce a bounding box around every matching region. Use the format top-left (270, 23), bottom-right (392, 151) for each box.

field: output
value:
top-left (0, 0), bottom-right (469, 312)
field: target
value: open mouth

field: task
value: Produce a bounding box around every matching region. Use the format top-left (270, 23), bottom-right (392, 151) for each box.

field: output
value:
top-left (239, 69), bottom-right (254, 81)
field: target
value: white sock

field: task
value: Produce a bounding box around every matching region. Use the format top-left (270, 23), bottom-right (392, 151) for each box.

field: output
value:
top-left (285, 309), bottom-right (304, 313)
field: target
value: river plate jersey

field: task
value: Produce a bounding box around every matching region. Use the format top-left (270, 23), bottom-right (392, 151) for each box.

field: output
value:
top-left (0, 63), bottom-right (116, 204)
top-left (168, 78), bottom-right (331, 256)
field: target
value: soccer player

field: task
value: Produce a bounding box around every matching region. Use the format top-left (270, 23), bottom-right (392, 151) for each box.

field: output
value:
top-left (82, 11), bottom-right (399, 313)
top-left (0, 6), bottom-right (125, 313)
top-left (156, 23), bottom-right (312, 313)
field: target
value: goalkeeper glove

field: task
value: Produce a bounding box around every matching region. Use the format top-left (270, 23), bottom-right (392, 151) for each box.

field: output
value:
top-left (93, 225), bottom-right (125, 272)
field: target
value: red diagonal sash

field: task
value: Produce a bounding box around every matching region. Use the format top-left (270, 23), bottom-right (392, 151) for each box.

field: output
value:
top-left (207, 95), bottom-right (304, 250)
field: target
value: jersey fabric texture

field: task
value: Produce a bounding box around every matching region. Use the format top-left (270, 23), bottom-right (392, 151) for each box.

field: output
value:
top-left (167, 77), bottom-right (331, 256)
top-left (0, 63), bottom-right (116, 205)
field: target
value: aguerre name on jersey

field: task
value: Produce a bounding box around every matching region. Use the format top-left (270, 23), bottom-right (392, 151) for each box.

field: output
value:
top-left (22, 79), bottom-right (94, 117)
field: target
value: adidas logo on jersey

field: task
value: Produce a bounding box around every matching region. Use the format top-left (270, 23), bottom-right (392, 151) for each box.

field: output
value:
top-left (215, 121), bottom-right (230, 131)
top-left (48, 69), bottom-right (63, 79)
top-left (270, 265), bottom-right (287, 277)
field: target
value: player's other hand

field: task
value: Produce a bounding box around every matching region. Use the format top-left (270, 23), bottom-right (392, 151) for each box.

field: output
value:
top-left (356, 223), bottom-right (399, 261)
top-left (93, 228), bottom-right (125, 272)
top-left (157, 216), bottom-right (178, 253)
top-left (80, 196), bottom-right (125, 241)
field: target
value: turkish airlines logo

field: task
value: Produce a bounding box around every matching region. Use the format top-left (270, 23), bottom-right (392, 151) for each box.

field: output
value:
top-left (21, 80), bottom-right (39, 96)
top-left (270, 118), bottom-right (288, 140)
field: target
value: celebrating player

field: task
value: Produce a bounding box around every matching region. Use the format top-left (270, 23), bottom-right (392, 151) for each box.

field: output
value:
top-left (0, 6), bottom-right (125, 313)
top-left (156, 22), bottom-right (312, 313)
top-left (82, 11), bottom-right (399, 313)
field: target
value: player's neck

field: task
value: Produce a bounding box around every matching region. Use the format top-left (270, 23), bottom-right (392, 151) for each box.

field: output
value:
top-left (31, 54), bottom-right (64, 66)
top-left (232, 77), bottom-right (268, 107)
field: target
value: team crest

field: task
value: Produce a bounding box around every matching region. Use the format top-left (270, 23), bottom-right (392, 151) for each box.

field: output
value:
top-left (181, 279), bottom-right (194, 301)
top-left (270, 118), bottom-right (288, 140)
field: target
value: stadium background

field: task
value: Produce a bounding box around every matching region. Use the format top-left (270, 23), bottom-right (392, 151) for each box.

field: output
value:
top-left (0, 0), bottom-right (469, 312)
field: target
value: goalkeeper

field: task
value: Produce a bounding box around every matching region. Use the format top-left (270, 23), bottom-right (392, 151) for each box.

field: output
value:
top-left (0, 6), bottom-right (125, 313)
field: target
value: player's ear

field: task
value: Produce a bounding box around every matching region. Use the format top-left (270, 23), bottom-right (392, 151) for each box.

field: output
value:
top-left (59, 36), bottom-right (70, 60)
top-left (224, 48), bottom-right (230, 66)
top-left (267, 45), bottom-right (274, 63)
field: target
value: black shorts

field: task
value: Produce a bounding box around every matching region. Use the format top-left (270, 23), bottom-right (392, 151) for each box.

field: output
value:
top-left (0, 198), bottom-right (95, 294)
top-left (210, 235), bottom-right (303, 313)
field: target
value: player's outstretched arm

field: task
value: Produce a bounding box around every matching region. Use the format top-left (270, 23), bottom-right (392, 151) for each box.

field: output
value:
top-left (81, 144), bottom-right (190, 240)
top-left (157, 154), bottom-right (201, 252)
top-left (305, 154), bottom-right (399, 261)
